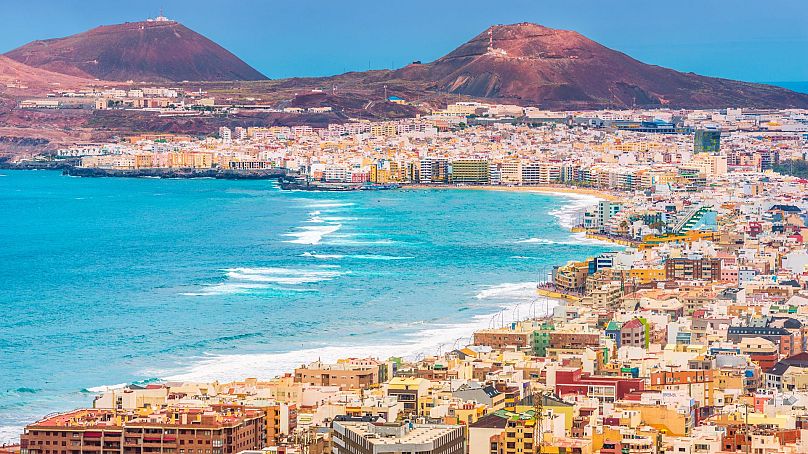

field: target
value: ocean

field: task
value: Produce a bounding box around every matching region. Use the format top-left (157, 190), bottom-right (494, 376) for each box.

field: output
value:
top-left (770, 81), bottom-right (808, 94)
top-left (0, 170), bottom-right (615, 442)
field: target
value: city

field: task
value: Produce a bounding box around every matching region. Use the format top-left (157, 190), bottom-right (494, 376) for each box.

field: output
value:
top-left (2, 3), bottom-right (808, 454)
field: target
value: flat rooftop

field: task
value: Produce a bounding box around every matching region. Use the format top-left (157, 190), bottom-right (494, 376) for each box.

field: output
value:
top-left (336, 421), bottom-right (458, 446)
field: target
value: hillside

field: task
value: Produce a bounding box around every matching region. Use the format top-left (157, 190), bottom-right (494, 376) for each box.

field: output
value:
top-left (4, 19), bottom-right (267, 83)
top-left (393, 23), bottom-right (808, 109)
top-left (0, 55), bottom-right (97, 91)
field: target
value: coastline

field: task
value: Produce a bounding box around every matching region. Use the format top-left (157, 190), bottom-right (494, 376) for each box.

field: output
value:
top-left (404, 183), bottom-right (623, 202)
top-left (107, 188), bottom-right (608, 383)
top-left (159, 286), bottom-right (566, 383)
top-left (0, 172), bottom-right (616, 443)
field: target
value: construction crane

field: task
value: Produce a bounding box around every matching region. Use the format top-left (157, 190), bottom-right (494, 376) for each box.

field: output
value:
top-left (291, 426), bottom-right (316, 454)
top-left (532, 390), bottom-right (545, 454)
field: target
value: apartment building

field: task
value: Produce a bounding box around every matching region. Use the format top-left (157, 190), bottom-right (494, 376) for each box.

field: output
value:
top-left (20, 406), bottom-right (265, 454)
top-left (664, 257), bottom-right (722, 281)
top-left (294, 361), bottom-right (380, 391)
top-left (449, 159), bottom-right (489, 184)
top-left (472, 329), bottom-right (531, 350)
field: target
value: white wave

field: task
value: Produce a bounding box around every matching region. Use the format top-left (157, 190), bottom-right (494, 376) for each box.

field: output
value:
top-left (272, 287), bottom-right (318, 293)
top-left (160, 286), bottom-right (562, 383)
top-left (304, 202), bottom-right (355, 209)
top-left (351, 255), bottom-right (414, 261)
top-left (181, 282), bottom-right (269, 297)
top-left (517, 237), bottom-right (558, 244)
top-left (300, 252), bottom-right (345, 259)
top-left (300, 252), bottom-right (411, 261)
top-left (547, 193), bottom-right (602, 230)
top-left (306, 216), bottom-right (325, 223)
top-left (320, 216), bottom-right (359, 222)
top-left (225, 267), bottom-right (342, 285)
top-left (475, 282), bottom-right (537, 300)
top-left (327, 238), bottom-right (395, 246)
top-left (184, 266), bottom-right (344, 296)
top-left (283, 224), bottom-right (342, 245)
top-left (85, 382), bottom-right (128, 393)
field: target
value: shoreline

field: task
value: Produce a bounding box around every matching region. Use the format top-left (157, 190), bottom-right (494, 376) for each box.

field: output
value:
top-left (0, 173), bottom-right (616, 443)
top-left (158, 286), bottom-right (566, 383)
top-left (403, 183), bottom-right (623, 202)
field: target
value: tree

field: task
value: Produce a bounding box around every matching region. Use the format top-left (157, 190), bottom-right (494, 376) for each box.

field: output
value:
top-left (774, 159), bottom-right (808, 178)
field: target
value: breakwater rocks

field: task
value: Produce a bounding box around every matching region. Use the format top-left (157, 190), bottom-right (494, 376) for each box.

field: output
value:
top-left (63, 167), bottom-right (287, 179)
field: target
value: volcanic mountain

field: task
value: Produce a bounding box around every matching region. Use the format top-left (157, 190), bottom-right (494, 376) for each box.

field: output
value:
top-left (393, 22), bottom-right (808, 109)
top-left (4, 19), bottom-right (267, 83)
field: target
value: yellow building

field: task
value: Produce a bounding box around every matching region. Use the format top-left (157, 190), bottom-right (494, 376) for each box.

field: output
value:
top-left (450, 159), bottom-right (489, 184)
top-left (553, 261), bottom-right (589, 293)
top-left (386, 377), bottom-right (430, 416)
top-left (617, 403), bottom-right (692, 436)
top-left (628, 268), bottom-right (666, 284)
top-left (134, 154), bottom-right (154, 169)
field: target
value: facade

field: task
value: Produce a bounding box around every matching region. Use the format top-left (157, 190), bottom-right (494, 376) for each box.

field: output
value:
top-left (20, 407), bottom-right (265, 454)
top-left (665, 258), bottom-right (722, 281)
top-left (472, 329), bottom-right (531, 349)
top-left (553, 261), bottom-right (589, 293)
top-left (554, 368), bottom-right (644, 403)
top-left (294, 362), bottom-right (379, 390)
top-left (620, 318), bottom-right (648, 348)
top-left (419, 158), bottom-right (449, 184)
top-left (584, 201), bottom-right (622, 233)
top-left (386, 378), bottom-right (430, 416)
top-left (450, 159), bottom-right (490, 184)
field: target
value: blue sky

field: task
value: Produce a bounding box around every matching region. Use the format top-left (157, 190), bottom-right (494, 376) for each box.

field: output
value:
top-left (2, 0), bottom-right (807, 82)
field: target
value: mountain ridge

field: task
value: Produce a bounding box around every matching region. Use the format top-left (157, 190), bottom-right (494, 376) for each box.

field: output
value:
top-left (390, 22), bottom-right (808, 109)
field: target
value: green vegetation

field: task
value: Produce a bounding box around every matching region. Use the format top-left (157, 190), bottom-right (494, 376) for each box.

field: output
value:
top-left (775, 159), bottom-right (808, 178)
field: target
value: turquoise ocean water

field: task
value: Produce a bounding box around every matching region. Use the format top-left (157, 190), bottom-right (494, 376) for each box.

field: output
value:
top-left (0, 170), bottom-right (614, 441)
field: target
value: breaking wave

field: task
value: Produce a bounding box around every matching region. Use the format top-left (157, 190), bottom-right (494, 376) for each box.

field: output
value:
top-left (182, 266), bottom-right (343, 297)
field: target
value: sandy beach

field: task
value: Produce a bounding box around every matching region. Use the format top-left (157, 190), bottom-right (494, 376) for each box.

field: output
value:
top-left (404, 183), bottom-right (624, 202)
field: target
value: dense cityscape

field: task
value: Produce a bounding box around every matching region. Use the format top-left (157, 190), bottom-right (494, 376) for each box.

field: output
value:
top-left (3, 4), bottom-right (808, 454)
top-left (3, 101), bottom-right (808, 454)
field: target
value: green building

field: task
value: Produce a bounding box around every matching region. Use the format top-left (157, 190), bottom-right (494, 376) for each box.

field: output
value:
top-left (449, 159), bottom-right (489, 184)
top-left (531, 323), bottom-right (554, 356)
top-left (694, 129), bottom-right (721, 154)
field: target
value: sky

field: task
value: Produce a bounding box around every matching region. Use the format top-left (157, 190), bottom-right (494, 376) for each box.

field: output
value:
top-left (1, 0), bottom-right (807, 82)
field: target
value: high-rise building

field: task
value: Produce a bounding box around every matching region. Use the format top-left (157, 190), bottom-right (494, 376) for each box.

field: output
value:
top-left (450, 159), bottom-right (489, 184)
top-left (694, 129), bottom-right (721, 154)
top-left (218, 126), bottom-right (232, 143)
top-left (419, 158), bottom-right (449, 184)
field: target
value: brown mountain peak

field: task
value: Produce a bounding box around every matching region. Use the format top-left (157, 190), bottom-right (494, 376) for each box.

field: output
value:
top-left (5, 19), bottom-right (268, 83)
top-left (394, 23), bottom-right (808, 109)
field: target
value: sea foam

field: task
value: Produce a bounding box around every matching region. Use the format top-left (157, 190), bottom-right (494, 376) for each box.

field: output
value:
top-left (162, 280), bottom-right (560, 383)
top-left (283, 224), bottom-right (342, 245)
top-left (183, 266), bottom-right (343, 297)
